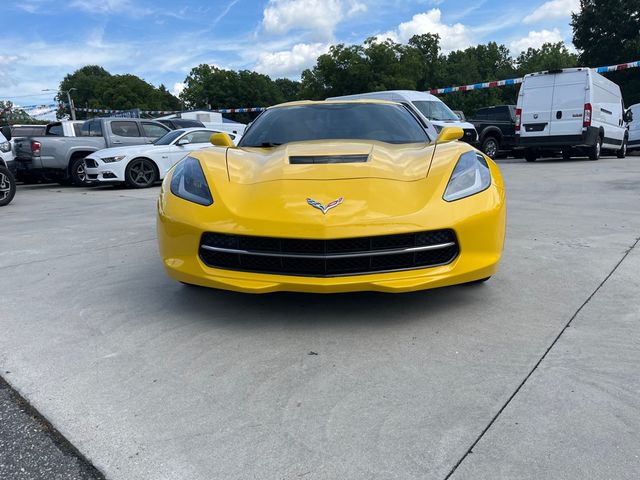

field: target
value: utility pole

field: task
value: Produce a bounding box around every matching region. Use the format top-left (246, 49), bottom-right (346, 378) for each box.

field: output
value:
top-left (66, 88), bottom-right (77, 120)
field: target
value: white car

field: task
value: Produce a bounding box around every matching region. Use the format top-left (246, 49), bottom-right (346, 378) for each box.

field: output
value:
top-left (627, 103), bottom-right (640, 152)
top-left (85, 128), bottom-right (227, 188)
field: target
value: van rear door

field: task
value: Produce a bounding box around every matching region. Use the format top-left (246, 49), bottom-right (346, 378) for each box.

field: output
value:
top-left (519, 74), bottom-right (555, 138)
top-left (548, 70), bottom-right (587, 137)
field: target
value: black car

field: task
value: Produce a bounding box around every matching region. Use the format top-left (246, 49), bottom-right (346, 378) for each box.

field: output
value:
top-left (470, 105), bottom-right (520, 158)
top-left (157, 118), bottom-right (205, 130)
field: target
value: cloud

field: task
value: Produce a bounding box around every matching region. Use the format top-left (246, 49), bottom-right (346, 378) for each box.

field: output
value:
top-left (172, 82), bottom-right (186, 97)
top-left (523, 0), bottom-right (580, 24)
top-left (69, 0), bottom-right (153, 16)
top-left (378, 9), bottom-right (471, 52)
top-left (262, 0), bottom-right (366, 41)
top-left (254, 42), bottom-right (330, 77)
top-left (510, 28), bottom-right (563, 53)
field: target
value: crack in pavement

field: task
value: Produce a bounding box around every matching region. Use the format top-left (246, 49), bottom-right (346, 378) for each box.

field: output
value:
top-left (444, 234), bottom-right (640, 480)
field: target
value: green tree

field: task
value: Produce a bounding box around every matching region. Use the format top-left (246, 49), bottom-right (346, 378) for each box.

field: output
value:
top-left (516, 42), bottom-right (578, 74)
top-left (56, 66), bottom-right (182, 119)
top-left (572, 0), bottom-right (640, 104)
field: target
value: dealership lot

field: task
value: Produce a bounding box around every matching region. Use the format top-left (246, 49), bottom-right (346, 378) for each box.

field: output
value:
top-left (1, 156), bottom-right (639, 479)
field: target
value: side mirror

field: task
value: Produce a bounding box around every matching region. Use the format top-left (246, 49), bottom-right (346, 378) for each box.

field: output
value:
top-left (623, 110), bottom-right (633, 123)
top-left (1, 125), bottom-right (11, 141)
top-left (176, 138), bottom-right (190, 146)
top-left (436, 127), bottom-right (464, 144)
top-left (210, 132), bottom-right (235, 147)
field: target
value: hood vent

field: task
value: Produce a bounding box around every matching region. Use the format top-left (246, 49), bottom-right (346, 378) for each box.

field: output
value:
top-left (289, 154), bottom-right (369, 164)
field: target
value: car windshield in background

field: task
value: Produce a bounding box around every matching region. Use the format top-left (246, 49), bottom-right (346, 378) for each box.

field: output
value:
top-left (154, 130), bottom-right (183, 145)
top-left (239, 103), bottom-right (430, 147)
top-left (412, 101), bottom-right (460, 121)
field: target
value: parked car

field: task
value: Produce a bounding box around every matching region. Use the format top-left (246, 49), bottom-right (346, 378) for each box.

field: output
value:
top-left (14, 117), bottom-right (170, 185)
top-left (85, 128), bottom-right (221, 188)
top-left (327, 90), bottom-right (478, 144)
top-left (469, 105), bottom-right (520, 158)
top-left (627, 103), bottom-right (639, 152)
top-left (157, 118), bottom-right (205, 130)
top-left (0, 126), bottom-right (17, 206)
top-left (516, 68), bottom-right (630, 161)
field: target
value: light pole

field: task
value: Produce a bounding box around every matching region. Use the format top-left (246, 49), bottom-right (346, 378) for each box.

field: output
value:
top-left (42, 88), bottom-right (77, 120)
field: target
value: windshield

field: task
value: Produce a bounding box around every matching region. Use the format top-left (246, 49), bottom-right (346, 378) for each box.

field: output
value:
top-left (154, 130), bottom-right (183, 145)
top-left (412, 100), bottom-right (460, 121)
top-left (239, 103), bottom-right (430, 147)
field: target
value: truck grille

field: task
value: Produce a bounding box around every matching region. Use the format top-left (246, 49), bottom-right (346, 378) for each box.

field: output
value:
top-left (199, 230), bottom-right (459, 277)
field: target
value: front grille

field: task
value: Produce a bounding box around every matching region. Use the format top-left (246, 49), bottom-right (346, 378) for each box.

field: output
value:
top-left (199, 230), bottom-right (459, 277)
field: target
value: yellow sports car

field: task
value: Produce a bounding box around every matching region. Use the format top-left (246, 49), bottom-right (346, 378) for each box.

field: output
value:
top-left (157, 100), bottom-right (506, 293)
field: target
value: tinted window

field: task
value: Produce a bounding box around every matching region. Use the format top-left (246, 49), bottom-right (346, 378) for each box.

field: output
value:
top-left (81, 120), bottom-right (103, 137)
top-left (412, 100), bottom-right (459, 121)
top-left (488, 107), bottom-right (511, 121)
top-left (154, 130), bottom-right (183, 145)
top-left (183, 130), bottom-right (216, 144)
top-left (142, 122), bottom-right (169, 139)
top-left (474, 108), bottom-right (489, 120)
top-left (47, 124), bottom-right (64, 136)
top-left (239, 103), bottom-right (429, 147)
top-left (111, 121), bottom-right (140, 137)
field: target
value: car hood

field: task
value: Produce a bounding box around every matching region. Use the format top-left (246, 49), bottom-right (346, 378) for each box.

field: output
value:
top-left (91, 145), bottom-right (155, 158)
top-left (226, 140), bottom-right (435, 184)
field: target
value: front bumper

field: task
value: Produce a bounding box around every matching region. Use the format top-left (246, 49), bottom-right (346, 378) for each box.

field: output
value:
top-left (157, 184), bottom-right (506, 294)
top-left (85, 157), bottom-right (126, 183)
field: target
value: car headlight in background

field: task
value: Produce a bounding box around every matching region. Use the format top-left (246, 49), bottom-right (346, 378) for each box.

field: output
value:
top-left (0, 141), bottom-right (11, 153)
top-left (443, 151), bottom-right (491, 202)
top-left (170, 156), bottom-right (213, 206)
top-left (102, 155), bottom-right (126, 163)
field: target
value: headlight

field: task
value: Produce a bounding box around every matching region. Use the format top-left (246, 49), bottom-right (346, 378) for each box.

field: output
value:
top-left (0, 141), bottom-right (11, 153)
top-left (443, 151), bottom-right (491, 202)
top-left (102, 155), bottom-right (126, 163)
top-left (170, 156), bottom-right (213, 206)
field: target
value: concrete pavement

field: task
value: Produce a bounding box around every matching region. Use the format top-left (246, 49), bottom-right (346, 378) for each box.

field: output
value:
top-left (0, 156), bottom-right (639, 479)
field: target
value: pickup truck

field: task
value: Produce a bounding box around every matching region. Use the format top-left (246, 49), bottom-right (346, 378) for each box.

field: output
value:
top-left (14, 117), bottom-right (170, 185)
top-left (469, 105), bottom-right (520, 158)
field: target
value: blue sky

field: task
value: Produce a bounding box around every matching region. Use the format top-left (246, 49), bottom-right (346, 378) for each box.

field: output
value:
top-left (0, 0), bottom-right (579, 116)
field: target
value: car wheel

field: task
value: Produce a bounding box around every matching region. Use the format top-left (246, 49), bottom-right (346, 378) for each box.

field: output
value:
top-left (524, 149), bottom-right (538, 162)
top-left (481, 136), bottom-right (499, 158)
top-left (616, 137), bottom-right (627, 158)
top-left (588, 137), bottom-right (602, 161)
top-left (125, 158), bottom-right (158, 188)
top-left (562, 147), bottom-right (572, 160)
top-left (0, 166), bottom-right (17, 206)
top-left (70, 157), bottom-right (90, 186)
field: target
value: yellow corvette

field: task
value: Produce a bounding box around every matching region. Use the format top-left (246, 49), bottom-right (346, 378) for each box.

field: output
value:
top-left (157, 100), bottom-right (506, 293)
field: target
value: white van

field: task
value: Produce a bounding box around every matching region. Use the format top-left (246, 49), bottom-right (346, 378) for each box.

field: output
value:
top-left (627, 103), bottom-right (640, 152)
top-left (515, 68), bottom-right (630, 161)
top-left (327, 90), bottom-right (478, 144)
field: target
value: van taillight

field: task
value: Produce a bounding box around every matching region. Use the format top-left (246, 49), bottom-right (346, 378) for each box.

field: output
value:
top-left (515, 108), bottom-right (522, 133)
top-left (583, 103), bottom-right (592, 128)
top-left (31, 141), bottom-right (41, 154)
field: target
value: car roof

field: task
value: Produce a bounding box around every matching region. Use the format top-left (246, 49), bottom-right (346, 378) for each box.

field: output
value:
top-left (269, 99), bottom-right (402, 109)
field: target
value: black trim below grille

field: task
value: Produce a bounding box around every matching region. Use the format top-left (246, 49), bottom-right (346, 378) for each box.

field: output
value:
top-left (199, 230), bottom-right (459, 277)
top-left (289, 154), bottom-right (369, 164)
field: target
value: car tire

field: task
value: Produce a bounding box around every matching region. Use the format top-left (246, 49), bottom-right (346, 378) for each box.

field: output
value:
top-left (562, 148), bottom-right (572, 160)
top-left (481, 136), bottom-right (499, 158)
top-left (125, 158), bottom-right (158, 188)
top-left (0, 166), bottom-right (17, 206)
top-left (588, 137), bottom-right (602, 161)
top-left (524, 149), bottom-right (538, 162)
top-left (69, 157), bottom-right (90, 186)
top-left (616, 137), bottom-right (627, 158)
